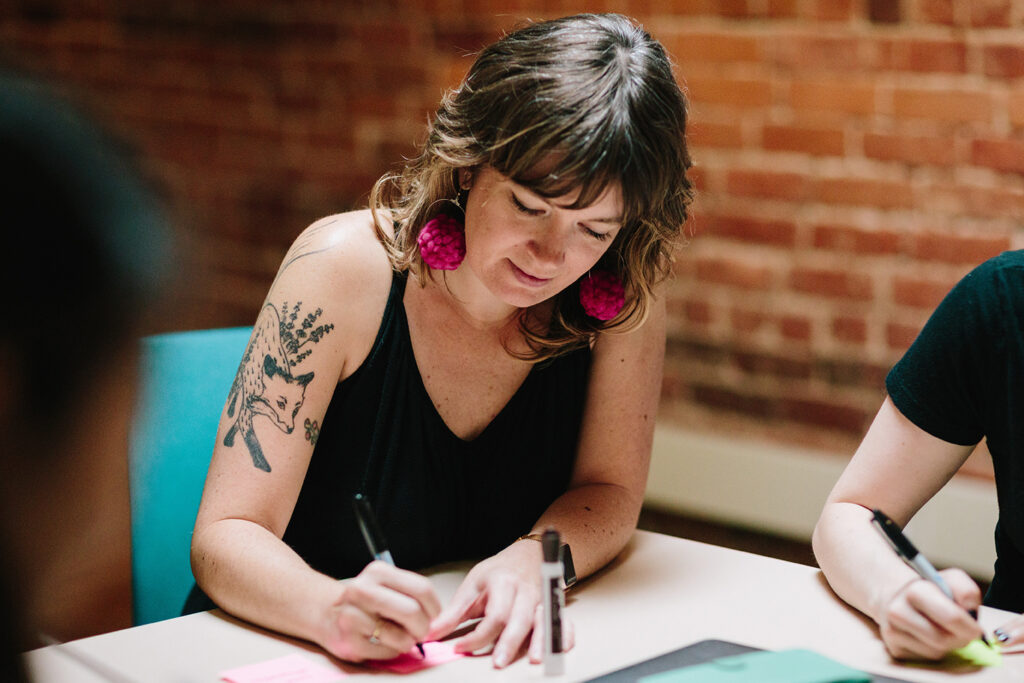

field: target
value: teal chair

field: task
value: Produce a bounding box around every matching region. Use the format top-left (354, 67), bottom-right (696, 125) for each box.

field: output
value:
top-left (129, 326), bottom-right (252, 625)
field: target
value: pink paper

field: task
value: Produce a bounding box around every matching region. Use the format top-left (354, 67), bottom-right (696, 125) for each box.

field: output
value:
top-left (368, 641), bottom-right (466, 674)
top-left (220, 653), bottom-right (346, 683)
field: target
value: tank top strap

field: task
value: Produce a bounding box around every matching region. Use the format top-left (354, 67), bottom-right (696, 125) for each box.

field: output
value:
top-left (357, 268), bottom-right (409, 494)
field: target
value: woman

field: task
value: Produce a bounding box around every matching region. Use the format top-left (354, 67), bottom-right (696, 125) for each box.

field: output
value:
top-left (813, 251), bottom-right (1024, 660)
top-left (188, 13), bottom-right (693, 668)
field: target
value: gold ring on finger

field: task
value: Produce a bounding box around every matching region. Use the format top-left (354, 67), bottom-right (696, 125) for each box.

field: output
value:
top-left (368, 620), bottom-right (382, 645)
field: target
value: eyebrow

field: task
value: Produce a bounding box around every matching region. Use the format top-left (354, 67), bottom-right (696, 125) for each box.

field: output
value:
top-left (548, 199), bottom-right (623, 225)
top-left (517, 188), bottom-right (623, 225)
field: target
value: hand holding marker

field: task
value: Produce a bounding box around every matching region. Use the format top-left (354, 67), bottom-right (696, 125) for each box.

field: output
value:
top-left (352, 493), bottom-right (426, 658)
top-left (870, 509), bottom-right (990, 647)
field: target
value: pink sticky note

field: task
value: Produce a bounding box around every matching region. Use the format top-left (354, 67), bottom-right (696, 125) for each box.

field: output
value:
top-left (368, 641), bottom-right (466, 674)
top-left (220, 653), bottom-right (346, 683)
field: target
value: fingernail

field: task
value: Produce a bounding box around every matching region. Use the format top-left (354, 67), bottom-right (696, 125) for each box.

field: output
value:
top-left (995, 629), bottom-right (1009, 643)
top-left (494, 651), bottom-right (507, 668)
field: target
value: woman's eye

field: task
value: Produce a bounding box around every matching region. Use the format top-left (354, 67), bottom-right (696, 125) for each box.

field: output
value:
top-left (511, 193), bottom-right (544, 215)
top-left (583, 226), bottom-right (611, 241)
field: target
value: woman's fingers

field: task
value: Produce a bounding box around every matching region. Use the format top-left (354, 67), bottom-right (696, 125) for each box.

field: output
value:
top-left (528, 604), bottom-right (544, 664)
top-left (452, 573), bottom-right (517, 655)
top-left (428, 547), bottom-right (562, 668)
top-left (880, 579), bottom-right (982, 660)
top-left (364, 560), bottom-right (443, 620)
top-left (994, 615), bottom-right (1024, 647)
top-left (491, 586), bottom-right (537, 667)
top-left (363, 615), bottom-right (416, 656)
top-left (940, 568), bottom-right (983, 613)
top-left (882, 618), bottom-right (952, 661)
top-left (428, 574), bottom-right (486, 641)
top-left (346, 561), bottom-right (440, 640)
top-left (904, 579), bottom-right (983, 643)
top-left (324, 561), bottom-right (442, 661)
top-left (326, 603), bottom-right (409, 661)
top-left (527, 599), bottom-right (575, 664)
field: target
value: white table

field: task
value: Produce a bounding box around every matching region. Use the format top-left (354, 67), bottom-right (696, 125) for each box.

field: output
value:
top-left (24, 531), bottom-right (1024, 682)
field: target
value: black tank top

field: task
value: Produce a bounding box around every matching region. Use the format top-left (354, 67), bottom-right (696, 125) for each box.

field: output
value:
top-left (186, 272), bottom-right (592, 615)
top-left (284, 272), bottom-right (591, 577)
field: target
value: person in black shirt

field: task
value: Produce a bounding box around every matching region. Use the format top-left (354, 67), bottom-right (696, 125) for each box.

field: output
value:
top-left (189, 13), bottom-right (693, 670)
top-left (813, 250), bottom-right (1024, 659)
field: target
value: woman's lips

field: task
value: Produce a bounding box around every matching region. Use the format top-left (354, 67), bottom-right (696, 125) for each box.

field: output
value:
top-left (509, 260), bottom-right (552, 287)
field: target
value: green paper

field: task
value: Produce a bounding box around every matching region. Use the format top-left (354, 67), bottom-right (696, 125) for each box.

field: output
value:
top-left (637, 649), bottom-right (871, 683)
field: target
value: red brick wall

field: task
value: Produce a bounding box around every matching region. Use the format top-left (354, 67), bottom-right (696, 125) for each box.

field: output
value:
top-left (659, 0), bottom-right (1023, 472)
top-left (3, 1), bottom-right (1021, 470)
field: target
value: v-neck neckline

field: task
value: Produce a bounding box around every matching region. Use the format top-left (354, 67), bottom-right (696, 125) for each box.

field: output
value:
top-left (399, 278), bottom-right (537, 444)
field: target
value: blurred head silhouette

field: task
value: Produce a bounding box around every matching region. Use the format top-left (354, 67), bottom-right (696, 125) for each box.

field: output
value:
top-left (0, 71), bottom-right (174, 679)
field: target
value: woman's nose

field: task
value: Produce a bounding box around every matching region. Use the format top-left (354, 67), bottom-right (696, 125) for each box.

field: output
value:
top-left (527, 225), bottom-right (567, 266)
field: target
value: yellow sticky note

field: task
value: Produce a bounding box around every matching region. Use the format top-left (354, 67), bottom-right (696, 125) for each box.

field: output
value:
top-left (907, 639), bottom-right (1003, 670)
top-left (947, 639), bottom-right (1002, 667)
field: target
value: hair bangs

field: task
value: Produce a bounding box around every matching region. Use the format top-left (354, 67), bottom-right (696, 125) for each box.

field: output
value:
top-left (486, 103), bottom-right (647, 226)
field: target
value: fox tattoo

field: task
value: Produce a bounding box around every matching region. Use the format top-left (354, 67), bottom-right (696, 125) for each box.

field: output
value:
top-left (224, 302), bottom-right (331, 472)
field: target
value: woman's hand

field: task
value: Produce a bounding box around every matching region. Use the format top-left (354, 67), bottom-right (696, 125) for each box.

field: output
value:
top-left (993, 614), bottom-right (1024, 649)
top-left (428, 541), bottom-right (575, 668)
top-left (320, 561), bottom-right (441, 662)
top-left (875, 570), bottom-right (984, 660)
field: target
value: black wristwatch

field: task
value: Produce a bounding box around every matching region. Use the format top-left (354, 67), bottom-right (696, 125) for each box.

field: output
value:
top-left (517, 533), bottom-right (577, 588)
top-left (560, 542), bottom-right (577, 588)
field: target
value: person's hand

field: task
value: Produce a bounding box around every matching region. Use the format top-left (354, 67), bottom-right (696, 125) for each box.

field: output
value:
top-left (428, 541), bottom-right (576, 668)
top-left (875, 569), bottom-right (984, 660)
top-left (319, 560), bottom-right (441, 662)
top-left (993, 614), bottom-right (1024, 649)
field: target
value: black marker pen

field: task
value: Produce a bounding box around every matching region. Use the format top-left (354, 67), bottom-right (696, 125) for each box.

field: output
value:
top-left (541, 527), bottom-right (565, 676)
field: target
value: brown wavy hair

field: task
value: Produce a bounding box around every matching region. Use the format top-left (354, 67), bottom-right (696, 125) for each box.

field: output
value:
top-left (371, 13), bottom-right (693, 361)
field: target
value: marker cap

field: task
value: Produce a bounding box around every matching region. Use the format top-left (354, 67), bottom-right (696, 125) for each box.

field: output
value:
top-left (542, 528), bottom-right (560, 563)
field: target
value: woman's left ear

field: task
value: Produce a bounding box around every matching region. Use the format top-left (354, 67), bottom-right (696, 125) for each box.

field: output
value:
top-left (458, 168), bottom-right (473, 191)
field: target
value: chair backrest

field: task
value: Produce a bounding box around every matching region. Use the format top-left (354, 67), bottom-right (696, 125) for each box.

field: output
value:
top-left (129, 326), bottom-right (251, 625)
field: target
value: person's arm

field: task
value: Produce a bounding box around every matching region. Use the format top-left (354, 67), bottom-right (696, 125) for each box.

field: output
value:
top-left (812, 396), bottom-right (983, 660)
top-left (190, 213), bottom-right (440, 662)
top-left (528, 293), bottom-right (665, 576)
top-left (429, 295), bottom-right (666, 666)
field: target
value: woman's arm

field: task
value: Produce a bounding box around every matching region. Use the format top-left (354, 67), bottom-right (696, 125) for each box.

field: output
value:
top-left (812, 397), bottom-right (983, 659)
top-left (429, 295), bottom-right (666, 666)
top-left (531, 292), bottom-right (665, 575)
top-left (190, 212), bottom-right (440, 661)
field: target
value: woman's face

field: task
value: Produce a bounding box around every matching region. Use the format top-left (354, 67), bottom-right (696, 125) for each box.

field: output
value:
top-left (460, 166), bottom-right (623, 310)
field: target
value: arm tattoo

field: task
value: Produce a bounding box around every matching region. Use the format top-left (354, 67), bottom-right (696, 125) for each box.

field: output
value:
top-left (223, 302), bottom-right (334, 472)
top-left (268, 219), bottom-right (339, 292)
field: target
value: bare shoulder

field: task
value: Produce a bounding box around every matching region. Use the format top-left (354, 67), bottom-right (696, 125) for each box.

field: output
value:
top-left (271, 209), bottom-right (391, 288)
top-left (591, 292), bottom-right (667, 360)
top-left (266, 209), bottom-right (396, 379)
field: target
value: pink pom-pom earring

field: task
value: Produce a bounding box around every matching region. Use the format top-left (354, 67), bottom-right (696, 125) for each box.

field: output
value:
top-left (579, 269), bottom-right (626, 321)
top-left (417, 191), bottom-right (466, 271)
